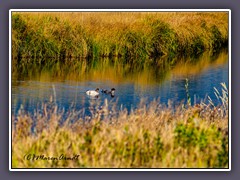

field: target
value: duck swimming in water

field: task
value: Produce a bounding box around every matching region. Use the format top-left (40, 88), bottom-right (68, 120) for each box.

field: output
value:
top-left (86, 88), bottom-right (100, 97)
top-left (101, 88), bottom-right (115, 97)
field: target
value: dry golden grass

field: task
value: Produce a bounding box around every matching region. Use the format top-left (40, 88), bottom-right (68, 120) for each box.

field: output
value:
top-left (12, 84), bottom-right (229, 168)
top-left (12, 12), bottom-right (228, 59)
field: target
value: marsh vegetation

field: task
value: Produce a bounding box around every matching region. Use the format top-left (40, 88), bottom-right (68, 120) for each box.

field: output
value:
top-left (12, 12), bottom-right (228, 62)
top-left (11, 11), bottom-right (229, 169)
top-left (12, 83), bottom-right (228, 168)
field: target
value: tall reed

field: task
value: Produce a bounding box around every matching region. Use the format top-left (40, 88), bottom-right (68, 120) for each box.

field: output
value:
top-left (12, 84), bottom-right (229, 168)
top-left (12, 12), bottom-right (228, 63)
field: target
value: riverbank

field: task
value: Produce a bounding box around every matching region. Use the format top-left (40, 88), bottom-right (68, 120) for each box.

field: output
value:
top-left (12, 12), bottom-right (228, 62)
top-left (12, 83), bottom-right (229, 168)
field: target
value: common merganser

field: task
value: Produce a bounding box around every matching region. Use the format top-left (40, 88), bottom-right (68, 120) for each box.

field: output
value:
top-left (86, 88), bottom-right (100, 96)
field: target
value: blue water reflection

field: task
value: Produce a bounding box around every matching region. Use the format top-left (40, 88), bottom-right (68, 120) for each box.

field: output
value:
top-left (12, 53), bottom-right (229, 117)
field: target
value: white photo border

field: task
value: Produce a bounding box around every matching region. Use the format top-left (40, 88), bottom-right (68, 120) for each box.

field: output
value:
top-left (9, 9), bottom-right (231, 171)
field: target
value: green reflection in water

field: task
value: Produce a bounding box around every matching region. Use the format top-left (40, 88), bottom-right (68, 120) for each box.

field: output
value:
top-left (12, 50), bottom-right (228, 88)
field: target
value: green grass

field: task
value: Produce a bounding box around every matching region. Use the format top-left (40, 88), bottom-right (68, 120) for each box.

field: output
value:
top-left (12, 84), bottom-right (229, 168)
top-left (12, 12), bottom-right (228, 63)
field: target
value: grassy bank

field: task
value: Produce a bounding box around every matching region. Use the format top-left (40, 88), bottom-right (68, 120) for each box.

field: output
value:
top-left (12, 12), bottom-right (228, 62)
top-left (12, 84), bottom-right (229, 168)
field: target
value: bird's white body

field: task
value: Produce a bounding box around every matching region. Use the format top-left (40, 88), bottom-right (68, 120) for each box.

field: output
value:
top-left (86, 88), bottom-right (100, 96)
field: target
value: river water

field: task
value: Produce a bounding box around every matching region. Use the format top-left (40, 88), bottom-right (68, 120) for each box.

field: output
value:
top-left (12, 50), bottom-right (229, 117)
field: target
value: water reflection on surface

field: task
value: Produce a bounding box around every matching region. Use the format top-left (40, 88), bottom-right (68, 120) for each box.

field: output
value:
top-left (12, 50), bottom-right (229, 116)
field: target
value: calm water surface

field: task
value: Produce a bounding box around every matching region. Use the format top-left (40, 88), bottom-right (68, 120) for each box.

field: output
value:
top-left (12, 51), bottom-right (229, 117)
